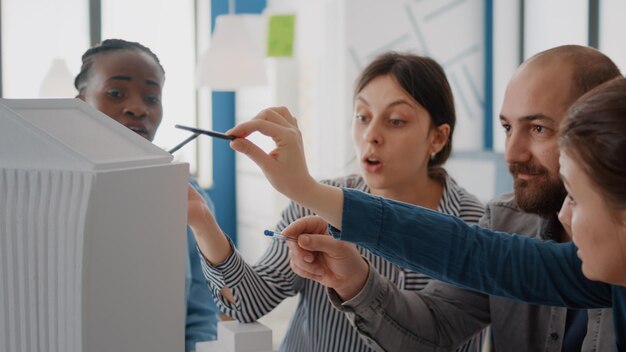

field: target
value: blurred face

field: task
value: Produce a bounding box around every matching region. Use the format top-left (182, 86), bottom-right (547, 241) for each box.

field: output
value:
top-left (558, 151), bottom-right (626, 285)
top-left (500, 62), bottom-right (570, 214)
top-left (352, 75), bottom-right (448, 193)
top-left (79, 49), bottom-right (164, 141)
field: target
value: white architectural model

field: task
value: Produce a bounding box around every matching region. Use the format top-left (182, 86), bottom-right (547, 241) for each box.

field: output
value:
top-left (0, 99), bottom-right (189, 352)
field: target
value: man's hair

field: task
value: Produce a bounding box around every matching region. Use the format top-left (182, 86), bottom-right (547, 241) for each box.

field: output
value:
top-left (527, 45), bottom-right (621, 100)
top-left (74, 39), bottom-right (165, 94)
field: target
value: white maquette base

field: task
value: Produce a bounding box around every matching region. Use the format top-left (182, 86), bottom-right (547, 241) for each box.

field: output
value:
top-left (196, 321), bottom-right (273, 352)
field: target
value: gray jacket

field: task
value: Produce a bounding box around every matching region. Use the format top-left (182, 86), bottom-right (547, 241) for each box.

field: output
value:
top-left (329, 193), bottom-right (614, 351)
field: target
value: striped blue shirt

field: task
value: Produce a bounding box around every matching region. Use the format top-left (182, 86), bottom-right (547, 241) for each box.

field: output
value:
top-left (201, 174), bottom-right (485, 351)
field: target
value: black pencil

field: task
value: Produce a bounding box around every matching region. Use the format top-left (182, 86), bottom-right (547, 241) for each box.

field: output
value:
top-left (175, 124), bottom-right (236, 140)
top-left (168, 133), bottom-right (200, 154)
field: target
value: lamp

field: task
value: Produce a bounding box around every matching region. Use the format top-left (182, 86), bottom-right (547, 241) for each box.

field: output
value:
top-left (195, 14), bottom-right (268, 90)
top-left (39, 58), bottom-right (76, 97)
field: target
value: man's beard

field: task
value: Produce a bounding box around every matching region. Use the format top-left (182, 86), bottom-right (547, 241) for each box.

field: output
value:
top-left (509, 162), bottom-right (567, 215)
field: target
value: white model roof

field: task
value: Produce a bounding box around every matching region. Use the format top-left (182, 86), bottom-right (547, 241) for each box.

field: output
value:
top-left (0, 98), bottom-right (172, 171)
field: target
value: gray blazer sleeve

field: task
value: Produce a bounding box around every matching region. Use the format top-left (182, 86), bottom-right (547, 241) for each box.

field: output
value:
top-left (326, 208), bottom-right (496, 351)
top-left (328, 264), bottom-right (490, 351)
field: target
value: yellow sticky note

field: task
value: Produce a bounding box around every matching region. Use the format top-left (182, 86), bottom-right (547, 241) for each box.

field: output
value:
top-left (267, 14), bottom-right (296, 57)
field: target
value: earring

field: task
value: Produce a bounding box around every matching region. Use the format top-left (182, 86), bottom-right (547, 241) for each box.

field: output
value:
top-left (430, 152), bottom-right (437, 160)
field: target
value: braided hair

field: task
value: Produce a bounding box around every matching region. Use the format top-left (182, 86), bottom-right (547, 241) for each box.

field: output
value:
top-left (74, 39), bottom-right (165, 94)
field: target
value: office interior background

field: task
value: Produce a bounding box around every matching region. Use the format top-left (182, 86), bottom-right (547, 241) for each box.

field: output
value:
top-left (3, 0), bottom-right (626, 346)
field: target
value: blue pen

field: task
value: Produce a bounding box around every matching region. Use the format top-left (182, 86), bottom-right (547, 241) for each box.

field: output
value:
top-left (263, 229), bottom-right (297, 242)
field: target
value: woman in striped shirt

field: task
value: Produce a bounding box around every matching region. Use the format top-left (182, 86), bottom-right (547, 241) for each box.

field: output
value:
top-left (188, 52), bottom-right (485, 351)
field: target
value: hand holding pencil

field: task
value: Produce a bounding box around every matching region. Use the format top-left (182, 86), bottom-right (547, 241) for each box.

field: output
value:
top-left (227, 106), bottom-right (345, 231)
top-left (280, 215), bottom-right (370, 302)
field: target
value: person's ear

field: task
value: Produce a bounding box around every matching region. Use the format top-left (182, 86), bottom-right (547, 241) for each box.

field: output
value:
top-left (429, 123), bottom-right (451, 155)
top-left (77, 94), bottom-right (85, 101)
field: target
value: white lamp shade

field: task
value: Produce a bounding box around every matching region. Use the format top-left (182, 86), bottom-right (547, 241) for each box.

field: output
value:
top-left (39, 58), bottom-right (76, 97)
top-left (196, 14), bottom-right (268, 91)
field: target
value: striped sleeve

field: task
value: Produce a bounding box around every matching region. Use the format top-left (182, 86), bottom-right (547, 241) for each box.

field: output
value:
top-left (199, 194), bottom-right (321, 322)
top-left (457, 191), bottom-right (485, 225)
top-left (199, 235), bottom-right (297, 322)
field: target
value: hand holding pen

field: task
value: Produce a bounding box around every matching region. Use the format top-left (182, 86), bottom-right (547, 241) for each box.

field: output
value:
top-left (276, 215), bottom-right (370, 301)
top-left (226, 107), bottom-right (319, 205)
top-left (227, 107), bottom-right (344, 230)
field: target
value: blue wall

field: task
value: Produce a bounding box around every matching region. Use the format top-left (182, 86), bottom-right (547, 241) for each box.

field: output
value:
top-left (206, 0), bottom-right (266, 244)
top-left (484, 0), bottom-right (494, 150)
